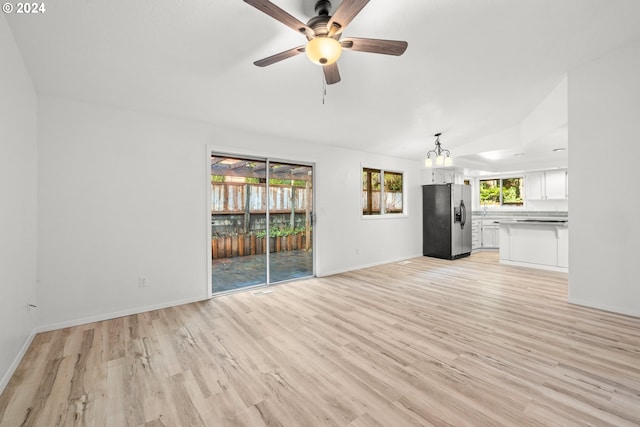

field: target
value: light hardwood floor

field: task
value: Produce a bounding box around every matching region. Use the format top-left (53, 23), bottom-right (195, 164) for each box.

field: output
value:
top-left (1, 252), bottom-right (640, 426)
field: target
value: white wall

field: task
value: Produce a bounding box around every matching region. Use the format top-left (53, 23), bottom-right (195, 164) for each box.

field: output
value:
top-left (36, 96), bottom-right (423, 330)
top-left (568, 38), bottom-right (640, 317)
top-left (0, 15), bottom-right (38, 392)
top-left (525, 199), bottom-right (568, 212)
top-left (520, 76), bottom-right (567, 145)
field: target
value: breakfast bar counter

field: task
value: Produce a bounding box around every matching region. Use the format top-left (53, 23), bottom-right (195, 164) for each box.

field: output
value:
top-left (499, 219), bottom-right (568, 272)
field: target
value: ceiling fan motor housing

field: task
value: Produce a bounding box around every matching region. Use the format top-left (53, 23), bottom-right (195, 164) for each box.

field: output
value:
top-left (307, 1), bottom-right (335, 39)
top-left (306, 15), bottom-right (331, 38)
top-left (314, 0), bottom-right (332, 16)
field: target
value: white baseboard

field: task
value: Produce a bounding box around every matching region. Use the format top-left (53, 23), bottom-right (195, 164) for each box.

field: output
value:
top-left (568, 297), bottom-right (640, 319)
top-left (0, 331), bottom-right (36, 395)
top-left (2, 296), bottom-right (211, 394)
top-left (499, 259), bottom-right (568, 273)
top-left (34, 295), bottom-right (210, 333)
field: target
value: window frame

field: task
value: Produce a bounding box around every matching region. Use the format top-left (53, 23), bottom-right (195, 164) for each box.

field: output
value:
top-left (361, 166), bottom-right (406, 218)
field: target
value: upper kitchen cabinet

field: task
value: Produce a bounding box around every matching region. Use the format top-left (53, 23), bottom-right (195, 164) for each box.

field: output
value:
top-left (544, 170), bottom-right (568, 199)
top-left (427, 168), bottom-right (466, 185)
top-left (525, 172), bottom-right (545, 200)
top-left (525, 170), bottom-right (568, 200)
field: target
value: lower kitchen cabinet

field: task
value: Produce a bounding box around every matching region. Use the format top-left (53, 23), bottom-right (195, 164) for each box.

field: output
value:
top-left (481, 220), bottom-right (500, 248)
top-left (557, 227), bottom-right (569, 268)
top-left (472, 218), bottom-right (501, 249)
top-left (471, 219), bottom-right (480, 249)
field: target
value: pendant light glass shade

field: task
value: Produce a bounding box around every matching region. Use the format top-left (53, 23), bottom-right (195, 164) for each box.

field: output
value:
top-left (425, 133), bottom-right (452, 168)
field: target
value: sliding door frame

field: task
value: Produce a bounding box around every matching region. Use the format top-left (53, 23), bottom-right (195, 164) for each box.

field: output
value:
top-left (206, 148), bottom-right (315, 298)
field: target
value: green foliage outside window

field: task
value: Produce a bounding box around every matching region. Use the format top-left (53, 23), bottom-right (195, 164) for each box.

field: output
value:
top-left (480, 179), bottom-right (500, 207)
top-left (269, 178), bottom-right (307, 187)
top-left (362, 169), bottom-right (381, 190)
top-left (384, 172), bottom-right (403, 192)
top-left (480, 177), bottom-right (523, 207)
top-left (362, 168), bottom-right (403, 215)
top-left (502, 178), bottom-right (523, 205)
top-left (362, 170), bottom-right (402, 192)
top-left (255, 225), bottom-right (310, 239)
top-left (211, 175), bottom-right (307, 187)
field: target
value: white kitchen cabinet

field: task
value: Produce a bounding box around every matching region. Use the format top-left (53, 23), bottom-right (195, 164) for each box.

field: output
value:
top-left (431, 168), bottom-right (464, 184)
top-left (525, 172), bottom-right (545, 200)
top-left (544, 170), bottom-right (568, 199)
top-left (525, 170), bottom-right (568, 200)
top-left (557, 228), bottom-right (569, 268)
top-left (471, 219), bottom-right (480, 249)
top-left (481, 220), bottom-right (500, 248)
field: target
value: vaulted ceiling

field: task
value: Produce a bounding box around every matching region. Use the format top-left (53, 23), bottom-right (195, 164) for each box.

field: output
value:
top-left (6, 0), bottom-right (640, 174)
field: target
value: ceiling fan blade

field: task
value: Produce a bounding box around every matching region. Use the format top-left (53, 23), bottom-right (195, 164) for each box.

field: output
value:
top-left (341, 37), bottom-right (408, 56)
top-left (327, 0), bottom-right (369, 36)
top-left (254, 46), bottom-right (306, 67)
top-left (244, 0), bottom-right (314, 38)
top-left (323, 63), bottom-right (341, 85)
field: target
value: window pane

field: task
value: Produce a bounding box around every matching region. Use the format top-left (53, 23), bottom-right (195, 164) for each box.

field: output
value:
top-left (480, 179), bottom-right (500, 207)
top-left (502, 177), bottom-right (524, 205)
top-left (384, 171), bottom-right (403, 214)
top-left (362, 168), bottom-right (381, 215)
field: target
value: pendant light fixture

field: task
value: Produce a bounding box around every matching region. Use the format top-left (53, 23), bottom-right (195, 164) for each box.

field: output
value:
top-left (425, 132), bottom-right (452, 167)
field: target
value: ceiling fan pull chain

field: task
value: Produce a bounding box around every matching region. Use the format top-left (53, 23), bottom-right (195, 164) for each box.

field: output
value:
top-left (322, 74), bottom-right (327, 104)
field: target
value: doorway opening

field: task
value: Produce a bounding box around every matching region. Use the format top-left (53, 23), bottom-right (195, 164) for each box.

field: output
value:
top-left (210, 154), bottom-right (314, 294)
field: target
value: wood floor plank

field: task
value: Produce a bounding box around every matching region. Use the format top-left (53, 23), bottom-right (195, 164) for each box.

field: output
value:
top-left (2, 252), bottom-right (640, 426)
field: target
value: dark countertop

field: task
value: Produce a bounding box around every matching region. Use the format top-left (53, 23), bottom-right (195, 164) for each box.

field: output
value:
top-left (498, 219), bottom-right (569, 226)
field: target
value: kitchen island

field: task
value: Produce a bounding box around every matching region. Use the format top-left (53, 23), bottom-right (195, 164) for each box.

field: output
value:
top-left (499, 219), bottom-right (568, 272)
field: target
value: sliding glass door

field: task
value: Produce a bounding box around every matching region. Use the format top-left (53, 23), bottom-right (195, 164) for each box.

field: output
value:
top-left (211, 156), bottom-right (267, 293)
top-left (268, 161), bottom-right (313, 283)
top-left (210, 154), bottom-right (313, 294)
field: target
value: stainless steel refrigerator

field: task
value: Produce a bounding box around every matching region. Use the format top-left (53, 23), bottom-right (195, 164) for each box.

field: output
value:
top-left (422, 184), bottom-right (472, 260)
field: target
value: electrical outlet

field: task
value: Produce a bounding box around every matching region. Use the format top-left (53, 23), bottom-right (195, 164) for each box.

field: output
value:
top-left (138, 276), bottom-right (148, 287)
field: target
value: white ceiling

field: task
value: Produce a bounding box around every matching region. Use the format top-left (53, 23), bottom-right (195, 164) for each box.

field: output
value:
top-left (6, 0), bottom-right (640, 174)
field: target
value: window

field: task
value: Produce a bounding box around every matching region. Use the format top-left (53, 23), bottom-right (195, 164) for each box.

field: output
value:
top-left (362, 168), bottom-right (404, 215)
top-left (479, 177), bottom-right (523, 207)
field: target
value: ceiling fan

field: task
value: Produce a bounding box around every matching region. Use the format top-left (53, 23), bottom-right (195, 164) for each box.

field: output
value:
top-left (243, 0), bottom-right (408, 84)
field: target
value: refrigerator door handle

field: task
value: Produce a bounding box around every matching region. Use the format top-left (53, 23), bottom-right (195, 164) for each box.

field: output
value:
top-left (460, 200), bottom-right (466, 228)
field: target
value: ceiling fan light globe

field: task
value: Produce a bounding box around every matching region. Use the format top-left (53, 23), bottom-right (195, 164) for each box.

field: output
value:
top-left (306, 37), bottom-right (342, 65)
